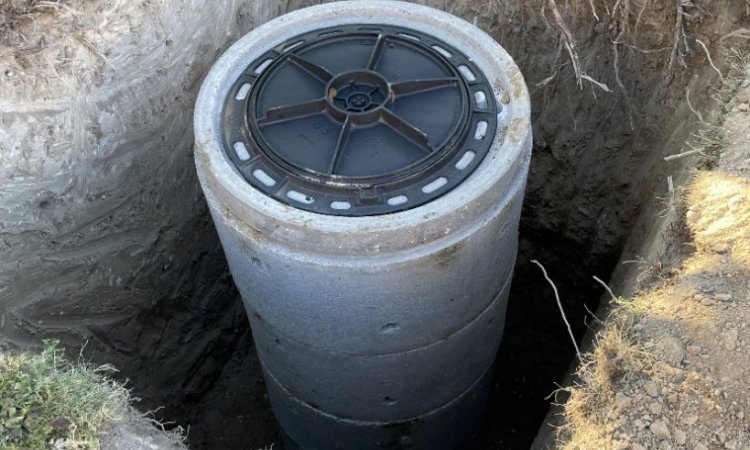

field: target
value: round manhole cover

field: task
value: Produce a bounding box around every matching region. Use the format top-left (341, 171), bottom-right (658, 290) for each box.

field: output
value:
top-left (222, 25), bottom-right (498, 216)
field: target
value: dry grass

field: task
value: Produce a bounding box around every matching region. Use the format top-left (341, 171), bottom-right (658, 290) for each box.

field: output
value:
top-left (559, 167), bottom-right (750, 448)
top-left (0, 340), bottom-right (129, 449)
top-left (557, 308), bottom-right (648, 450)
top-left (555, 51), bottom-right (750, 442)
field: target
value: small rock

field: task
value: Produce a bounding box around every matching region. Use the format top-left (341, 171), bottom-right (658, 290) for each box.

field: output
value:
top-left (615, 392), bottom-right (631, 409)
top-left (682, 414), bottom-right (698, 426)
top-left (644, 381), bottom-right (659, 397)
top-left (674, 429), bottom-right (687, 445)
top-left (712, 243), bottom-right (731, 253)
top-left (687, 344), bottom-right (702, 355)
top-left (658, 336), bottom-right (686, 366)
top-left (716, 293), bottom-right (732, 302)
top-left (695, 445), bottom-right (709, 450)
top-left (725, 440), bottom-right (739, 449)
top-left (650, 419), bottom-right (672, 439)
top-left (739, 102), bottom-right (749, 112)
top-left (632, 444), bottom-right (647, 450)
top-left (723, 329), bottom-right (739, 351)
top-left (634, 418), bottom-right (646, 429)
top-left (613, 439), bottom-right (629, 450)
top-left (649, 402), bottom-right (663, 415)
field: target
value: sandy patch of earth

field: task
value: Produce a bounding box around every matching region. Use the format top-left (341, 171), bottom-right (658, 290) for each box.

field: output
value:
top-left (555, 62), bottom-right (750, 450)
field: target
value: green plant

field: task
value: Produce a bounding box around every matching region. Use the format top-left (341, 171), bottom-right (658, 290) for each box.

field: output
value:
top-left (0, 340), bottom-right (129, 450)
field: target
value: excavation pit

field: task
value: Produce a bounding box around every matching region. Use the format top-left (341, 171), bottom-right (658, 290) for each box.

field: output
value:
top-left (1, 0), bottom-right (745, 449)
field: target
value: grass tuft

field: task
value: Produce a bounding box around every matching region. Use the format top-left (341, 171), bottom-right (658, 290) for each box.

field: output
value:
top-left (556, 307), bottom-right (648, 450)
top-left (0, 340), bottom-right (129, 450)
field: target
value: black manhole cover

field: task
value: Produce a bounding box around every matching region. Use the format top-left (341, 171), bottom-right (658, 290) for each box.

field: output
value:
top-left (222, 25), bottom-right (498, 216)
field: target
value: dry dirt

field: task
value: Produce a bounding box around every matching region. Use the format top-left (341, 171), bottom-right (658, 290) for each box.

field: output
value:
top-left (2, 1), bottom-right (750, 449)
top-left (0, 0), bottom-right (145, 102)
top-left (552, 62), bottom-right (750, 450)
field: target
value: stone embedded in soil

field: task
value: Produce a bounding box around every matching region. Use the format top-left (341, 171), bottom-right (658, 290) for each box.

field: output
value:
top-left (681, 414), bottom-right (698, 426)
top-left (649, 419), bottom-right (671, 440)
top-left (658, 336), bottom-right (686, 366)
top-left (674, 429), bottom-right (687, 445)
top-left (615, 392), bottom-right (631, 409)
top-left (687, 344), bottom-right (702, 355)
top-left (648, 402), bottom-right (663, 415)
top-left (723, 329), bottom-right (739, 350)
top-left (715, 293), bottom-right (732, 302)
top-left (644, 381), bottom-right (659, 397)
top-left (712, 243), bottom-right (731, 253)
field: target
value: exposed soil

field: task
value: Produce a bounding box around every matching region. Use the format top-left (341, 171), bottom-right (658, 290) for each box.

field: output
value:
top-left (173, 2), bottom-right (748, 449)
top-left (1, 0), bottom-right (749, 449)
top-left (99, 408), bottom-right (187, 450)
top-left (0, 0), bottom-right (271, 436)
top-left (0, 0), bottom-right (138, 102)
top-left (549, 64), bottom-right (750, 449)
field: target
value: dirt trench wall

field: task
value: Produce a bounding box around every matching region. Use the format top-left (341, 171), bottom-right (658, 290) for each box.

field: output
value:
top-left (1, 0), bottom-right (748, 443)
top-left (0, 0), bottom-right (281, 401)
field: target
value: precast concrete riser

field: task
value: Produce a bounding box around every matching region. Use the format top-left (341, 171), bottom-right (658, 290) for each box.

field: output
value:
top-left (196, 2), bottom-right (532, 447)
top-left (265, 359), bottom-right (495, 450)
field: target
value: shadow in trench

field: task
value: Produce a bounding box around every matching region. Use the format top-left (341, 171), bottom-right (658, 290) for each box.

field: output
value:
top-left (179, 232), bottom-right (612, 450)
top-left (465, 234), bottom-right (610, 449)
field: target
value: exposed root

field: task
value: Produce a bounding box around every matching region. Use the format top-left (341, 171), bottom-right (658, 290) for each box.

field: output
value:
top-left (543, 0), bottom-right (609, 91)
top-left (592, 276), bottom-right (616, 302)
top-left (664, 148), bottom-right (704, 162)
top-left (685, 86), bottom-right (705, 123)
top-left (721, 28), bottom-right (750, 42)
top-left (587, 0), bottom-right (600, 21)
top-left (612, 42), bottom-right (636, 130)
top-left (532, 260), bottom-right (582, 362)
top-left (695, 38), bottom-right (724, 83)
top-left (666, 0), bottom-right (689, 77)
top-left (545, 0), bottom-right (584, 88)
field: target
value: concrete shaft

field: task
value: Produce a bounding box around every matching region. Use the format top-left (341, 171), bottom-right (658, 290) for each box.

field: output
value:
top-left (195, 2), bottom-right (532, 449)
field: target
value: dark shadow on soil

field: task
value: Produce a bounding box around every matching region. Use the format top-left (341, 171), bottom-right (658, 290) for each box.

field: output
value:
top-left (174, 230), bottom-right (616, 450)
top-left (464, 234), bottom-right (614, 450)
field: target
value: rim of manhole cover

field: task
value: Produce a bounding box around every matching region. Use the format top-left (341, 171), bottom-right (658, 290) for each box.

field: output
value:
top-left (221, 24), bottom-right (499, 216)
